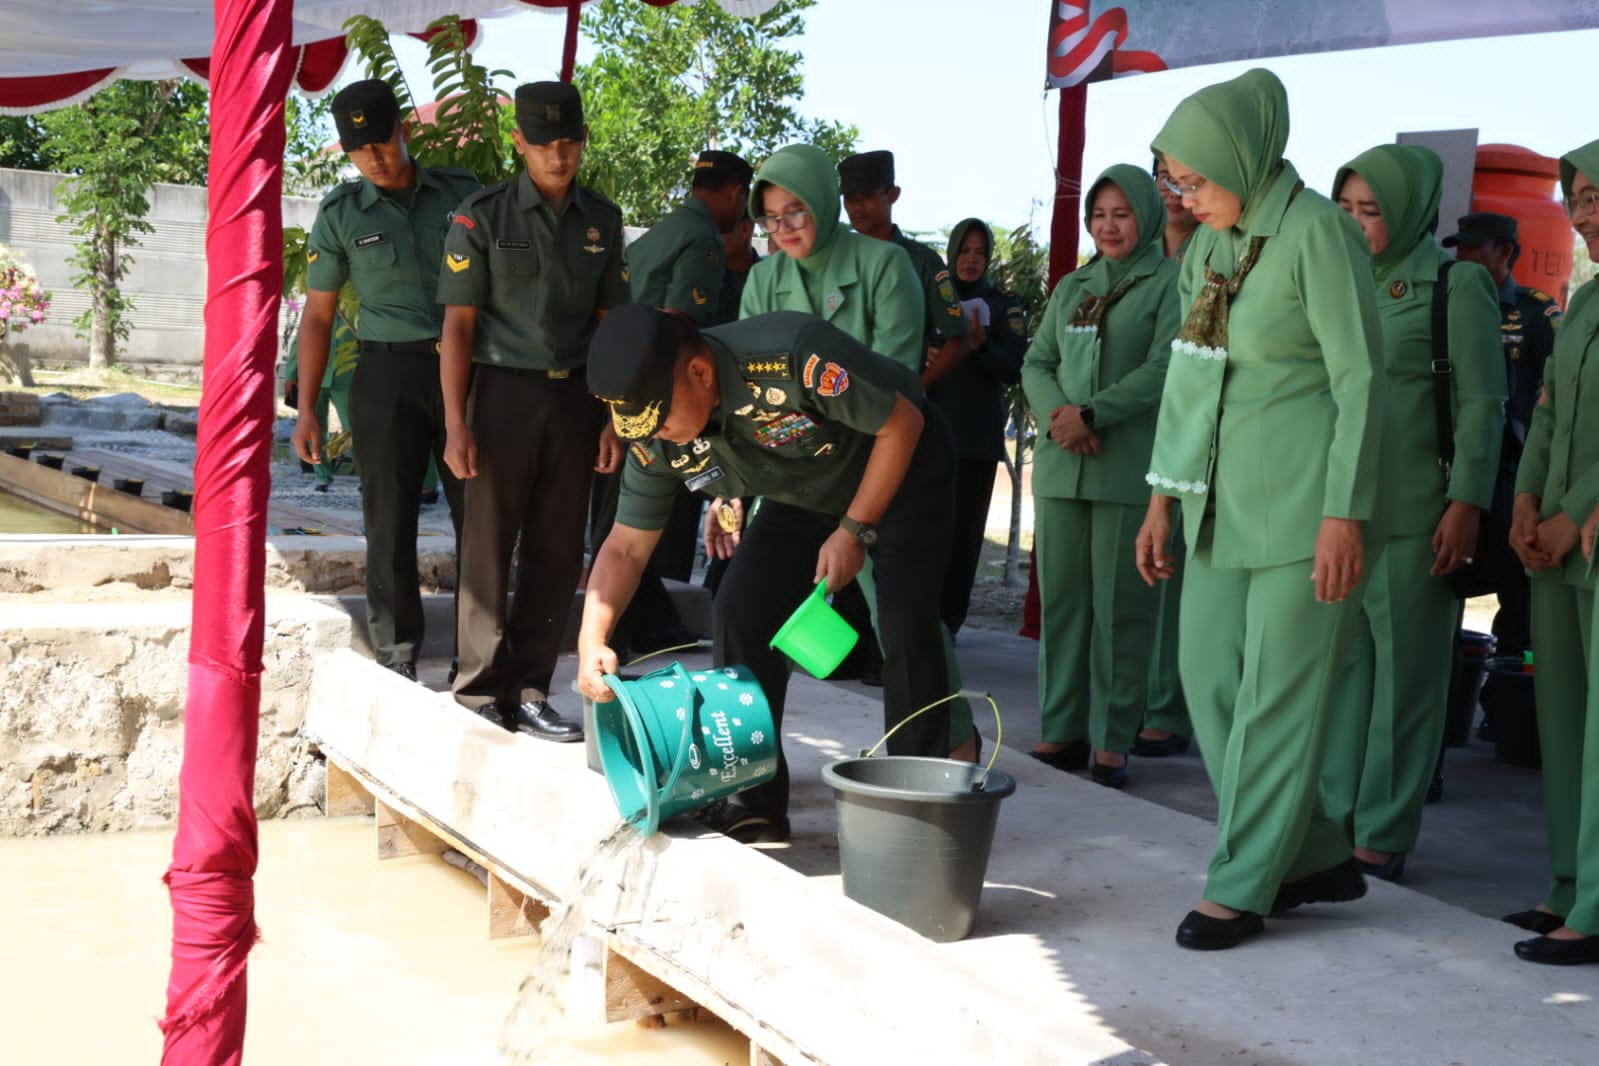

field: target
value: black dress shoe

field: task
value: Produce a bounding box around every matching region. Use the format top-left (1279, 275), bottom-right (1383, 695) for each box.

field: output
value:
top-left (470, 703), bottom-right (508, 729)
top-left (1271, 857), bottom-right (1367, 914)
top-left (692, 798), bottom-right (791, 844)
top-left (507, 700), bottom-right (584, 743)
top-left (1030, 740), bottom-right (1091, 773)
top-left (1357, 852), bottom-right (1406, 882)
top-left (1503, 909), bottom-right (1565, 935)
top-left (1176, 909), bottom-right (1264, 951)
top-left (1514, 934), bottom-right (1599, 966)
top-left (1090, 760), bottom-right (1130, 790)
top-left (1131, 733), bottom-right (1191, 758)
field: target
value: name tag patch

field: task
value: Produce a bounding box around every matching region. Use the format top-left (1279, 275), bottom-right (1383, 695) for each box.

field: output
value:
top-left (496, 239), bottom-right (531, 250)
top-left (354, 232), bottom-right (386, 248)
top-left (685, 465), bottom-right (724, 492)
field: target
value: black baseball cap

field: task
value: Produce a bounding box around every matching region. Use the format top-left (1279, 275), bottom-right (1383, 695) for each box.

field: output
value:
top-left (1442, 212), bottom-right (1519, 248)
top-left (838, 150), bottom-right (895, 195)
top-left (692, 150), bottom-right (754, 190)
top-left (515, 81), bottom-right (585, 145)
top-left (588, 304), bottom-right (690, 440)
top-left (332, 79), bottom-right (400, 152)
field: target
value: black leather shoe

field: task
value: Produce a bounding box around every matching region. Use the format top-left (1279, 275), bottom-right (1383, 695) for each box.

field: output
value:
top-left (1030, 740), bottom-right (1091, 773)
top-left (1514, 934), bottom-right (1599, 966)
top-left (1090, 759), bottom-right (1130, 790)
top-left (1131, 733), bottom-right (1191, 758)
top-left (693, 798), bottom-right (791, 844)
top-left (1503, 909), bottom-right (1565, 935)
top-left (1357, 852), bottom-right (1406, 882)
top-left (1176, 909), bottom-right (1264, 951)
top-left (507, 700), bottom-right (584, 743)
top-left (470, 703), bottom-right (508, 729)
top-left (388, 661), bottom-right (418, 682)
top-left (1271, 857), bottom-right (1367, 914)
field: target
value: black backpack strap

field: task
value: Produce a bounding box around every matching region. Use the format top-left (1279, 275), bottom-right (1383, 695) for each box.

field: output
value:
top-left (1431, 260), bottom-right (1457, 477)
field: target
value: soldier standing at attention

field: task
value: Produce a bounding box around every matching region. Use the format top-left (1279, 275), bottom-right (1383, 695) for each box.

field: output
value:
top-left (838, 149), bottom-right (969, 384)
top-left (1443, 212), bottom-right (1563, 659)
top-left (293, 79), bottom-right (481, 682)
top-left (437, 81), bottom-right (626, 741)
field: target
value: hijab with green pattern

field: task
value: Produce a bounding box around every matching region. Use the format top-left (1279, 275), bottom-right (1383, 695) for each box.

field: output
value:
top-left (1334, 144), bottom-right (1443, 282)
top-left (748, 143), bottom-right (842, 275)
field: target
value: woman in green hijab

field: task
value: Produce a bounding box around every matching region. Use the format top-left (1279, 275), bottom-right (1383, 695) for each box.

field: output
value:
top-left (1134, 68), bottom-right (1385, 950)
top-left (1321, 144), bottom-right (1504, 884)
top-left (1023, 165), bottom-right (1179, 789)
top-left (1509, 139), bottom-right (1599, 967)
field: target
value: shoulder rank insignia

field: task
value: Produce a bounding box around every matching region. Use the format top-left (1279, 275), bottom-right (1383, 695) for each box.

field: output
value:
top-left (447, 253), bottom-right (471, 273)
top-left (629, 442), bottom-right (654, 467)
top-left (741, 354), bottom-right (792, 379)
top-left (802, 354), bottom-right (820, 388)
top-left (691, 288), bottom-right (708, 306)
top-left (817, 362), bottom-right (850, 397)
top-left (1388, 280), bottom-right (1408, 299)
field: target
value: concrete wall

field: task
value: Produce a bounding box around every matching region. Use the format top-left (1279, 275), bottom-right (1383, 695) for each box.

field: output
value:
top-left (0, 167), bottom-right (321, 370)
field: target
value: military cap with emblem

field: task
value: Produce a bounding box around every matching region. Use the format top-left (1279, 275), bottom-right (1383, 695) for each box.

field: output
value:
top-left (837, 150), bottom-right (896, 195)
top-left (1442, 212), bottom-right (1519, 248)
top-left (515, 81), bottom-right (586, 145)
top-left (332, 79), bottom-right (401, 152)
top-left (691, 150), bottom-right (754, 190)
top-left (588, 303), bottom-right (695, 439)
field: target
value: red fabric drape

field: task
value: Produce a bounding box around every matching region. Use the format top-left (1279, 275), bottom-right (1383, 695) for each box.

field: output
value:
top-left (0, 68), bottom-right (117, 112)
top-left (160, 0), bottom-right (292, 1061)
top-left (561, 0), bottom-right (583, 82)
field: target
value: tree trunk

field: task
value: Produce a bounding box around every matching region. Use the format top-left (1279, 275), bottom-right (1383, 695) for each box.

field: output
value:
top-left (88, 228), bottom-right (115, 369)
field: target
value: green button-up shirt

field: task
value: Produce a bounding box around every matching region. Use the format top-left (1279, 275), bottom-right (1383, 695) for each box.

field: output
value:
top-left (305, 165), bottom-right (481, 342)
top-left (890, 226), bottom-right (967, 356)
top-left (616, 312), bottom-right (923, 529)
top-left (436, 171), bottom-right (627, 371)
top-left (626, 196), bottom-right (727, 325)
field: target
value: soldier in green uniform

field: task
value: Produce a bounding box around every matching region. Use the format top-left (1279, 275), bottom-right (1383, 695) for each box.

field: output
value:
top-left (292, 79), bottom-right (481, 680)
top-left (283, 305), bottom-right (356, 491)
top-left (1444, 211), bottom-right (1564, 658)
top-left (936, 218), bottom-right (1025, 637)
top-left (437, 81), bottom-right (626, 741)
top-left (1024, 166), bottom-right (1180, 790)
top-left (1136, 68), bottom-right (1385, 950)
top-left (1504, 141), bottom-right (1599, 966)
top-left (575, 305), bottom-right (958, 844)
top-left (1321, 145), bottom-right (1505, 883)
top-left (838, 150), bottom-right (968, 381)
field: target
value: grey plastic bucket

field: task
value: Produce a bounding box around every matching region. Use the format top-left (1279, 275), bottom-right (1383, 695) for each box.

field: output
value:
top-left (821, 756), bottom-right (1016, 942)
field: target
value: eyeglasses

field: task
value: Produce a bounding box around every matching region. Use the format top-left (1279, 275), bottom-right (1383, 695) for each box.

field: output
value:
top-left (1160, 176), bottom-right (1206, 198)
top-left (1566, 189), bottom-right (1599, 220)
top-left (755, 208), bottom-right (811, 234)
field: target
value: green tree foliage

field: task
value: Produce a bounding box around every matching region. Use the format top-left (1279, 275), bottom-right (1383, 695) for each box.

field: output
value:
top-left (0, 116), bottom-right (60, 172)
top-left (284, 94), bottom-right (343, 198)
top-left (40, 79), bottom-right (210, 367)
top-left (575, 0), bottom-right (858, 226)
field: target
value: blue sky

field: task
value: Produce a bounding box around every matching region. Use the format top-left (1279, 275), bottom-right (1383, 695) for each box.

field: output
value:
top-left (369, 1), bottom-right (1599, 243)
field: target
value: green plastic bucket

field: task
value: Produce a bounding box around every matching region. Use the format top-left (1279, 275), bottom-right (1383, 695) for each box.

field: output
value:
top-left (822, 756), bottom-right (1016, 942)
top-left (595, 662), bottom-right (779, 836)
top-left (770, 580), bottom-right (859, 679)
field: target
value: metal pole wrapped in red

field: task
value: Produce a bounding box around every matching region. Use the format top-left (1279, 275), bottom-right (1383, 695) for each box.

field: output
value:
top-left (160, 0), bottom-right (293, 1061)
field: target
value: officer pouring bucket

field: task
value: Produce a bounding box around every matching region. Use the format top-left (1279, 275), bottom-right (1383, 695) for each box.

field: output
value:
top-left (822, 693), bottom-right (1015, 942)
top-left (594, 662), bottom-right (778, 836)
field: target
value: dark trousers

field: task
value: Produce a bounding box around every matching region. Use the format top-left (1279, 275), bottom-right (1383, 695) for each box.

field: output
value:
top-left (715, 410), bottom-right (957, 819)
top-left (347, 349), bottom-right (464, 668)
top-left (589, 470), bottom-right (684, 653)
top-left (941, 457), bottom-right (998, 635)
top-left (1493, 566), bottom-right (1533, 658)
top-left (453, 366), bottom-right (600, 710)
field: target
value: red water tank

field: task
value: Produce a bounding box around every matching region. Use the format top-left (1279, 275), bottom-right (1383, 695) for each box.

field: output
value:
top-left (1470, 144), bottom-right (1575, 308)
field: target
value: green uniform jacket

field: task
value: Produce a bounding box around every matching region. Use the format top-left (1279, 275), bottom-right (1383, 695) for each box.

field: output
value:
top-left (1170, 163), bottom-right (1385, 568)
top-left (1025, 251), bottom-right (1180, 506)
top-left (1516, 278), bottom-right (1599, 588)
top-left (626, 196), bottom-right (727, 325)
top-left (616, 312), bottom-right (923, 528)
top-left (436, 172), bottom-right (627, 371)
top-left (890, 225), bottom-right (967, 355)
top-left (1370, 243), bottom-right (1504, 536)
top-left (306, 165), bottom-right (481, 341)
top-left (932, 280), bottom-right (1025, 462)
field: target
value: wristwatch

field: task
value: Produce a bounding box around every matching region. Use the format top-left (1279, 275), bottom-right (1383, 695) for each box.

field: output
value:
top-left (1079, 405), bottom-right (1096, 429)
top-left (839, 514), bottom-right (879, 547)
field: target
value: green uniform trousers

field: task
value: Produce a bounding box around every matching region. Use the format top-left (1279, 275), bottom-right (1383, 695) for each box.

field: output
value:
top-left (1181, 553), bottom-right (1361, 914)
top-left (1531, 578), bottom-right (1597, 929)
top-left (1144, 515), bottom-right (1189, 737)
top-left (857, 557), bottom-right (974, 748)
top-left (1321, 534), bottom-right (1456, 853)
top-left (1035, 498), bottom-right (1156, 754)
top-left (306, 376), bottom-right (352, 487)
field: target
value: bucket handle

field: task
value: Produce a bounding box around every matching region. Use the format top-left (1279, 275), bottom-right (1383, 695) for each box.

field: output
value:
top-left (863, 689), bottom-right (1003, 784)
top-left (652, 661), bottom-right (699, 808)
top-left (600, 661), bottom-right (697, 836)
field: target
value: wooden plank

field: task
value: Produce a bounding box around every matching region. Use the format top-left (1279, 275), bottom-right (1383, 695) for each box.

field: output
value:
top-left (376, 799), bottom-right (450, 859)
top-left (325, 759), bottom-right (374, 817)
top-left (751, 1046), bottom-right (785, 1066)
top-left (0, 452), bottom-right (193, 534)
top-left (603, 947), bottom-right (697, 1024)
top-left (488, 871), bottom-right (549, 940)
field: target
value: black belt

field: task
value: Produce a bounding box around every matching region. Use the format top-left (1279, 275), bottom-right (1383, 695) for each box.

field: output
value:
top-left (483, 363), bottom-right (579, 381)
top-left (359, 338), bottom-right (440, 355)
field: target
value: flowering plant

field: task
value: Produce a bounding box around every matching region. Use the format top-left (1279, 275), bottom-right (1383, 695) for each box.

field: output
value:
top-left (0, 243), bottom-right (52, 336)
